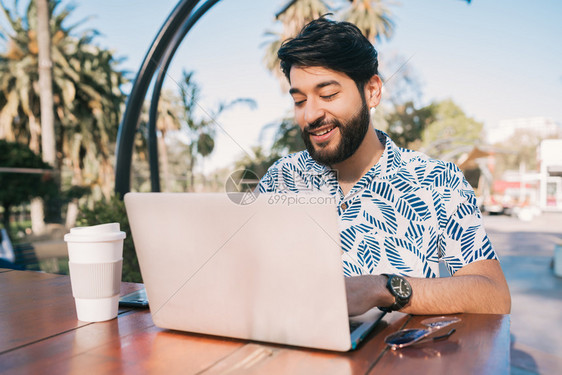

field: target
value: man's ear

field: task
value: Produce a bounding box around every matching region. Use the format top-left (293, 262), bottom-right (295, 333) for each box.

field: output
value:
top-left (365, 75), bottom-right (382, 108)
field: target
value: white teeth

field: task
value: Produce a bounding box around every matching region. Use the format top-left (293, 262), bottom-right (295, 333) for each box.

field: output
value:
top-left (312, 127), bottom-right (334, 136)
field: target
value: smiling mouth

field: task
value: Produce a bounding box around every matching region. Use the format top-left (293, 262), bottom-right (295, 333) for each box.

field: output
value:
top-left (309, 125), bottom-right (336, 136)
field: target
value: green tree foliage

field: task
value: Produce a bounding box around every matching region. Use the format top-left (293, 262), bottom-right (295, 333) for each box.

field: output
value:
top-left (384, 101), bottom-right (435, 149)
top-left (76, 195), bottom-right (141, 283)
top-left (237, 116), bottom-right (307, 176)
top-left (268, 116), bottom-right (306, 155)
top-left (235, 146), bottom-right (281, 178)
top-left (0, 140), bottom-right (56, 230)
top-left (420, 99), bottom-right (484, 161)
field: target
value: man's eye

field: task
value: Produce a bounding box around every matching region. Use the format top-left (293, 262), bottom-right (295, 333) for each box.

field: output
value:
top-left (294, 99), bottom-right (306, 107)
top-left (321, 93), bottom-right (338, 100)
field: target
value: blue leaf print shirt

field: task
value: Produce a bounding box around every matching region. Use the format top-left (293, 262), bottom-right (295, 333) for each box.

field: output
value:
top-left (258, 130), bottom-right (497, 278)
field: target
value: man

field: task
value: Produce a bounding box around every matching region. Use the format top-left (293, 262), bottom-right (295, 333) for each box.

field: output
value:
top-left (258, 17), bottom-right (511, 316)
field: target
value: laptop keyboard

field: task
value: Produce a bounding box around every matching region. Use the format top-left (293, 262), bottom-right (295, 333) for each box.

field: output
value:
top-left (349, 321), bottom-right (362, 333)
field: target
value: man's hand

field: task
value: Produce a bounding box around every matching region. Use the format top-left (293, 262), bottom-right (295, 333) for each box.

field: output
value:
top-left (345, 275), bottom-right (393, 316)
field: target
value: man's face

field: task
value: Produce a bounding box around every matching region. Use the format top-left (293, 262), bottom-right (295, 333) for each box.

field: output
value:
top-left (289, 66), bottom-right (371, 166)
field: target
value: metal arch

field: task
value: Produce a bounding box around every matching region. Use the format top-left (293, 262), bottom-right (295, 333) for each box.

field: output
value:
top-left (147, 0), bottom-right (223, 192)
top-left (114, 0), bottom-right (222, 197)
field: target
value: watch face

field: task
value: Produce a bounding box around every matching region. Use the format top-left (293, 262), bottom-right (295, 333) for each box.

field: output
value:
top-left (390, 276), bottom-right (412, 299)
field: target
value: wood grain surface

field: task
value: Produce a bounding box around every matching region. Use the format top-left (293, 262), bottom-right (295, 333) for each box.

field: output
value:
top-left (0, 270), bottom-right (510, 374)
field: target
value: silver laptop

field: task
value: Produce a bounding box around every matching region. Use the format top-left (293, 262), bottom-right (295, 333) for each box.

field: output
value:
top-left (124, 192), bottom-right (384, 351)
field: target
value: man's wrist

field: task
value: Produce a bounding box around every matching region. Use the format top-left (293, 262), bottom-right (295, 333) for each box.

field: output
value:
top-left (375, 274), bottom-right (395, 308)
top-left (378, 274), bottom-right (413, 312)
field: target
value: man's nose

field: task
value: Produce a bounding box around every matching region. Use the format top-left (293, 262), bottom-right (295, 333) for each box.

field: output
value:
top-left (303, 98), bottom-right (325, 125)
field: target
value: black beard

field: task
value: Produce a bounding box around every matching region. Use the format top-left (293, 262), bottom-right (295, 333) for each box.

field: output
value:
top-left (301, 103), bottom-right (371, 166)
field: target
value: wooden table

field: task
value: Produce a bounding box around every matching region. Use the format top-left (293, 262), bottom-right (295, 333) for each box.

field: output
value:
top-left (0, 269), bottom-right (510, 374)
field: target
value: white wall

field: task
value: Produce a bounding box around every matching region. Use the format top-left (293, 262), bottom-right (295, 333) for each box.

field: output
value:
top-left (539, 139), bottom-right (562, 210)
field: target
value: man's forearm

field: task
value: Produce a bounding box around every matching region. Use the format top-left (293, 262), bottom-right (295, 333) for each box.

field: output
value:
top-left (402, 268), bottom-right (511, 315)
top-left (346, 259), bottom-right (511, 316)
top-left (398, 260), bottom-right (510, 315)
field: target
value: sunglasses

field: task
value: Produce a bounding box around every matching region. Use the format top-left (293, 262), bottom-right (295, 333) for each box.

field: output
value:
top-left (384, 316), bottom-right (461, 350)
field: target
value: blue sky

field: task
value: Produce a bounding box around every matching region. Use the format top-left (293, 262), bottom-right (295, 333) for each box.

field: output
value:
top-left (58, 0), bottom-right (562, 170)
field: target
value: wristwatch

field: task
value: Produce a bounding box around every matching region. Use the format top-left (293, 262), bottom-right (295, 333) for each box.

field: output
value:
top-left (378, 274), bottom-right (412, 312)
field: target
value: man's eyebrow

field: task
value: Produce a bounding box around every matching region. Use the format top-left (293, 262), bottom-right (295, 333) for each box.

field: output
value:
top-left (316, 80), bottom-right (341, 89)
top-left (289, 80), bottom-right (342, 95)
top-left (289, 80), bottom-right (341, 95)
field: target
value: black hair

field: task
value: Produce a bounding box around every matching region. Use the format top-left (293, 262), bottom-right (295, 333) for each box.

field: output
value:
top-left (277, 16), bottom-right (379, 90)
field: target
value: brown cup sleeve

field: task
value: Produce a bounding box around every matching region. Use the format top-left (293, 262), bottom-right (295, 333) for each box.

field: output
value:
top-left (68, 259), bottom-right (123, 299)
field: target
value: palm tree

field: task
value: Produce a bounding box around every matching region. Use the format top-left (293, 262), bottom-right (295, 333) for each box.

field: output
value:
top-left (0, 24), bottom-right (41, 152)
top-left (178, 70), bottom-right (256, 191)
top-left (36, 0), bottom-right (56, 167)
top-left (262, 0), bottom-right (395, 88)
top-left (0, 0), bottom-right (126, 229)
top-left (343, 0), bottom-right (395, 43)
top-left (1, 0), bottom-right (50, 232)
top-left (179, 70), bottom-right (218, 191)
top-left (37, 0), bottom-right (60, 228)
top-left (262, 0), bottom-right (329, 88)
top-left (263, 0), bottom-right (472, 86)
top-left (58, 43), bottom-right (126, 200)
top-left (1, 0), bottom-right (126, 186)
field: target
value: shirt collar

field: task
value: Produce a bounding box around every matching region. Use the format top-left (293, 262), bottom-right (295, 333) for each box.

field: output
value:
top-left (373, 129), bottom-right (403, 180)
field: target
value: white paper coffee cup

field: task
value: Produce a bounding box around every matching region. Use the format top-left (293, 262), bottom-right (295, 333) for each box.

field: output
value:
top-left (64, 223), bottom-right (126, 322)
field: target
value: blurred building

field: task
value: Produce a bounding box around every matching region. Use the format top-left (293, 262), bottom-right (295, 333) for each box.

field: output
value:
top-left (539, 139), bottom-right (562, 211)
top-left (486, 117), bottom-right (561, 144)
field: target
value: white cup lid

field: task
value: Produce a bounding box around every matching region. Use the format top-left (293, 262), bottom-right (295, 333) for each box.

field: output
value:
top-left (64, 223), bottom-right (126, 243)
